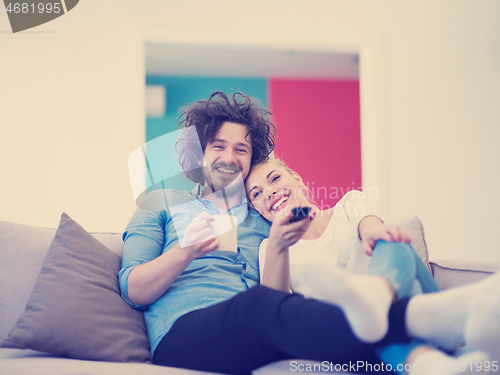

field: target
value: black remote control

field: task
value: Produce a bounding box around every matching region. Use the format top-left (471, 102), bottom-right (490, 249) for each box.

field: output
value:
top-left (289, 207), bottom-right (311, 223)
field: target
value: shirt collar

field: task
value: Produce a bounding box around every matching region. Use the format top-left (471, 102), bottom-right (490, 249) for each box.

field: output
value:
top-left (191, 184), bottom-right (249, 207)
top-left (191, 184), bottom-right (203, 199)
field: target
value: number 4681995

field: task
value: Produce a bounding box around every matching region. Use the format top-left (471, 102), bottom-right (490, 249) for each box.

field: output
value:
top-left (444, 361), bottom-right (498, 372)
top-left (5, 3), bottom-right (61, 14)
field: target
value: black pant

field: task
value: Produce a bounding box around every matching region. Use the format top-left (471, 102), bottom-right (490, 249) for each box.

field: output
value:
top-left (153, 285), bottom-right (410, 375)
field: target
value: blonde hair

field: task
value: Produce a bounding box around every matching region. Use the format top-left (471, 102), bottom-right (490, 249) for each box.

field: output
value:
top-left (249, 158), bottom-right (317, 206)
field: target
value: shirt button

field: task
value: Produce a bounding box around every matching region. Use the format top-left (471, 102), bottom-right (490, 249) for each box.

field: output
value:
top-left (204, 201), bottom-right (209, 205)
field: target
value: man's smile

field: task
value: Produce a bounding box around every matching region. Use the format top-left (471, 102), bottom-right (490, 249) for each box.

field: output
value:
top-left (216, 167), bottom-right (237, 174)
top-left (212, 163), bottom-right (240, 176)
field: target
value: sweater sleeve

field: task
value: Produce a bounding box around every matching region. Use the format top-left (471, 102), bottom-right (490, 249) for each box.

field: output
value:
top-left (118, 191), bottom-right (169, 310)
top-left (334, 190), bottom-right (382, 238)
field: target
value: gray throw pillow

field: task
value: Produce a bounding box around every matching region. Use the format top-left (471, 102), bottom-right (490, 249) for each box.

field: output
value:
top-left (1, 213), bottom-right (151, 363)
top-left (396, 216), bottom-right (432, 273)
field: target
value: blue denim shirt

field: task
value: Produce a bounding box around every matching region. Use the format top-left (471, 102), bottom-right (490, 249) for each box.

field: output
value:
top-left (119, 185), bottom-right (270, 354)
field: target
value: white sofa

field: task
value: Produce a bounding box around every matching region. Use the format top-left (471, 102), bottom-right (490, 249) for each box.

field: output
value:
top-left (1, 214), bottom-right (499, 375)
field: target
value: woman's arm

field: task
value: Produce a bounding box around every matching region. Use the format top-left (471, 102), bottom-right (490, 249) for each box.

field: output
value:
top-left (260, 238), bottom-right (292, 293)
top-left (259, 209), bottom-right (315, 292)
top-left (358, 215), bottom-right (412, 255)
top-left (337, 190), bottom-right (411, 255)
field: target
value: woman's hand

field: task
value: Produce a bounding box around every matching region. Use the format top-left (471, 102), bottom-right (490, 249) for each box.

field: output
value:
top-left (180, 211), bottom-right (219, 260)
top-left (267, 206), bottom-right (316, 253)
top-left (359, 216), bottom-right (411, 255)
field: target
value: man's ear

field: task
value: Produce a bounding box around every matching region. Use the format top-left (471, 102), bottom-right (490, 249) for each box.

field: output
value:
top-left (197, 157), bottom-right (207, 166)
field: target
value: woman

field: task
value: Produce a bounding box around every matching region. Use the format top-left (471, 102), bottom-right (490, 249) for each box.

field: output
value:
top-left (245, 158), bottom-right (493, 375)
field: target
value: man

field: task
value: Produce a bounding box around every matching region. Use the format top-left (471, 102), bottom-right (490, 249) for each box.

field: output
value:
top-left (119, 91), bottom-right (496, 375)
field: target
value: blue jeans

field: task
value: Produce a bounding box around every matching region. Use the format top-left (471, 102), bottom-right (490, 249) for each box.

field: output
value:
top-left (368, 241), bottom-right (441, 374)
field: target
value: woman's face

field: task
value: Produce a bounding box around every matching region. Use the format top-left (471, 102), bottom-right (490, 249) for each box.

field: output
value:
top-left (245, 162), bottom-right (309, 222)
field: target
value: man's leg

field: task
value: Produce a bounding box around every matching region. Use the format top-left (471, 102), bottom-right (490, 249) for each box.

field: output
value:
top-left (406, 271), bottom-right (500, 352)
top-left (153, 285), bottom-right (411, 375)
top-left (465, 293), bottom-right (500, 362)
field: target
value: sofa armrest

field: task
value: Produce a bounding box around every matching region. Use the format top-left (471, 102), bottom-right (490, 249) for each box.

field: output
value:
top-left (430, 259), bottom-right (500, 290)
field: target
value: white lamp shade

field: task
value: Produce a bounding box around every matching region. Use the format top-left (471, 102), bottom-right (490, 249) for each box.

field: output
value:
top-left (145, 85), bottom-right (166, 118)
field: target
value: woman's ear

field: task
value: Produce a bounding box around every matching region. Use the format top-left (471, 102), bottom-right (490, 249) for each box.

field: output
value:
top-left (293, 171), bottom-right (305, 187)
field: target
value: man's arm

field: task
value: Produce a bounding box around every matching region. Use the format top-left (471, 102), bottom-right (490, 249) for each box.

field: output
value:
top-left (127, 239), bottom-right (216, 305)
top-left (124, 211), bottom-right (219, 306)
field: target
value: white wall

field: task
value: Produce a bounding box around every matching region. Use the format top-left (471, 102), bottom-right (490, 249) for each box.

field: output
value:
top-left (1, 0), bottom-right (499, 261)
top-left (0, 1), bottom-right (144, 233)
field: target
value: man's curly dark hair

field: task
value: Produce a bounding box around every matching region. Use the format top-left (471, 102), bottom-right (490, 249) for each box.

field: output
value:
top-left (176, 91), bottom-right (276, 184)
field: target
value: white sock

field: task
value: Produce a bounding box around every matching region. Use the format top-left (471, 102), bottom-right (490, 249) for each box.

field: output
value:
top-left (406, 271), bottom-right (500, 351)
top-left (465, 293), bottom-right (500, 362)
top-left (406, 286), bottom-right (475, 351)
top-left (409, 350), bottom-right (490, 375)
top-left (292, 261), bottom-right (393, 342)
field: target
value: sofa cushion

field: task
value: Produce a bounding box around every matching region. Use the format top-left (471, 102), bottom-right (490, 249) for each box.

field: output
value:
top-left (1, 213), bottom-right (151, 363)
top-left (0, 353), bottom-right (213, 375)
top-left (430, 259), bottom-right (500, 290)
top-left (0, 219), bottom-right (124, 341)
top-left (396, 216), bottom-right (432, 273)
top-left (0, 221), bottom-right (57, 341)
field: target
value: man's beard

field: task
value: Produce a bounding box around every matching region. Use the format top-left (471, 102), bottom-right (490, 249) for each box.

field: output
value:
top-left (203, 162), bottom-right (242, 195)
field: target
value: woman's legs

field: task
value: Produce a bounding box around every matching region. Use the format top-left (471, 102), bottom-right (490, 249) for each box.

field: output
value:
top-left (367, 240), bottom-right (440, 298)
top-left (292, 240), bottom-right (437, 343)
top-left (294, 240), bottom-right (490, 374)
top-left (366, 242), bottom-right (492, 374)
top-left (153, 285), bottom-right (411, 375)
top-left (368, 242), bottom-right (449, 374)
top-left (292, 263), bottom-right (394, 342)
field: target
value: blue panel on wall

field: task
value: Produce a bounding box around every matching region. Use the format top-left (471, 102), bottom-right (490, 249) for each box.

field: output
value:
top-left (145, 76), bottom-right (267, 142)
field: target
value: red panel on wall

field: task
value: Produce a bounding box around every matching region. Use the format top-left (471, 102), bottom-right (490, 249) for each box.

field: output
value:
top-left (269, 79), bottom-right (361, 209)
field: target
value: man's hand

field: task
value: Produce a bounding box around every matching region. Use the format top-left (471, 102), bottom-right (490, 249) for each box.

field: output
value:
top-left (180, 212), bottom-right (219, 259)
top-left (359, 216), bottom-right (411, 255)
